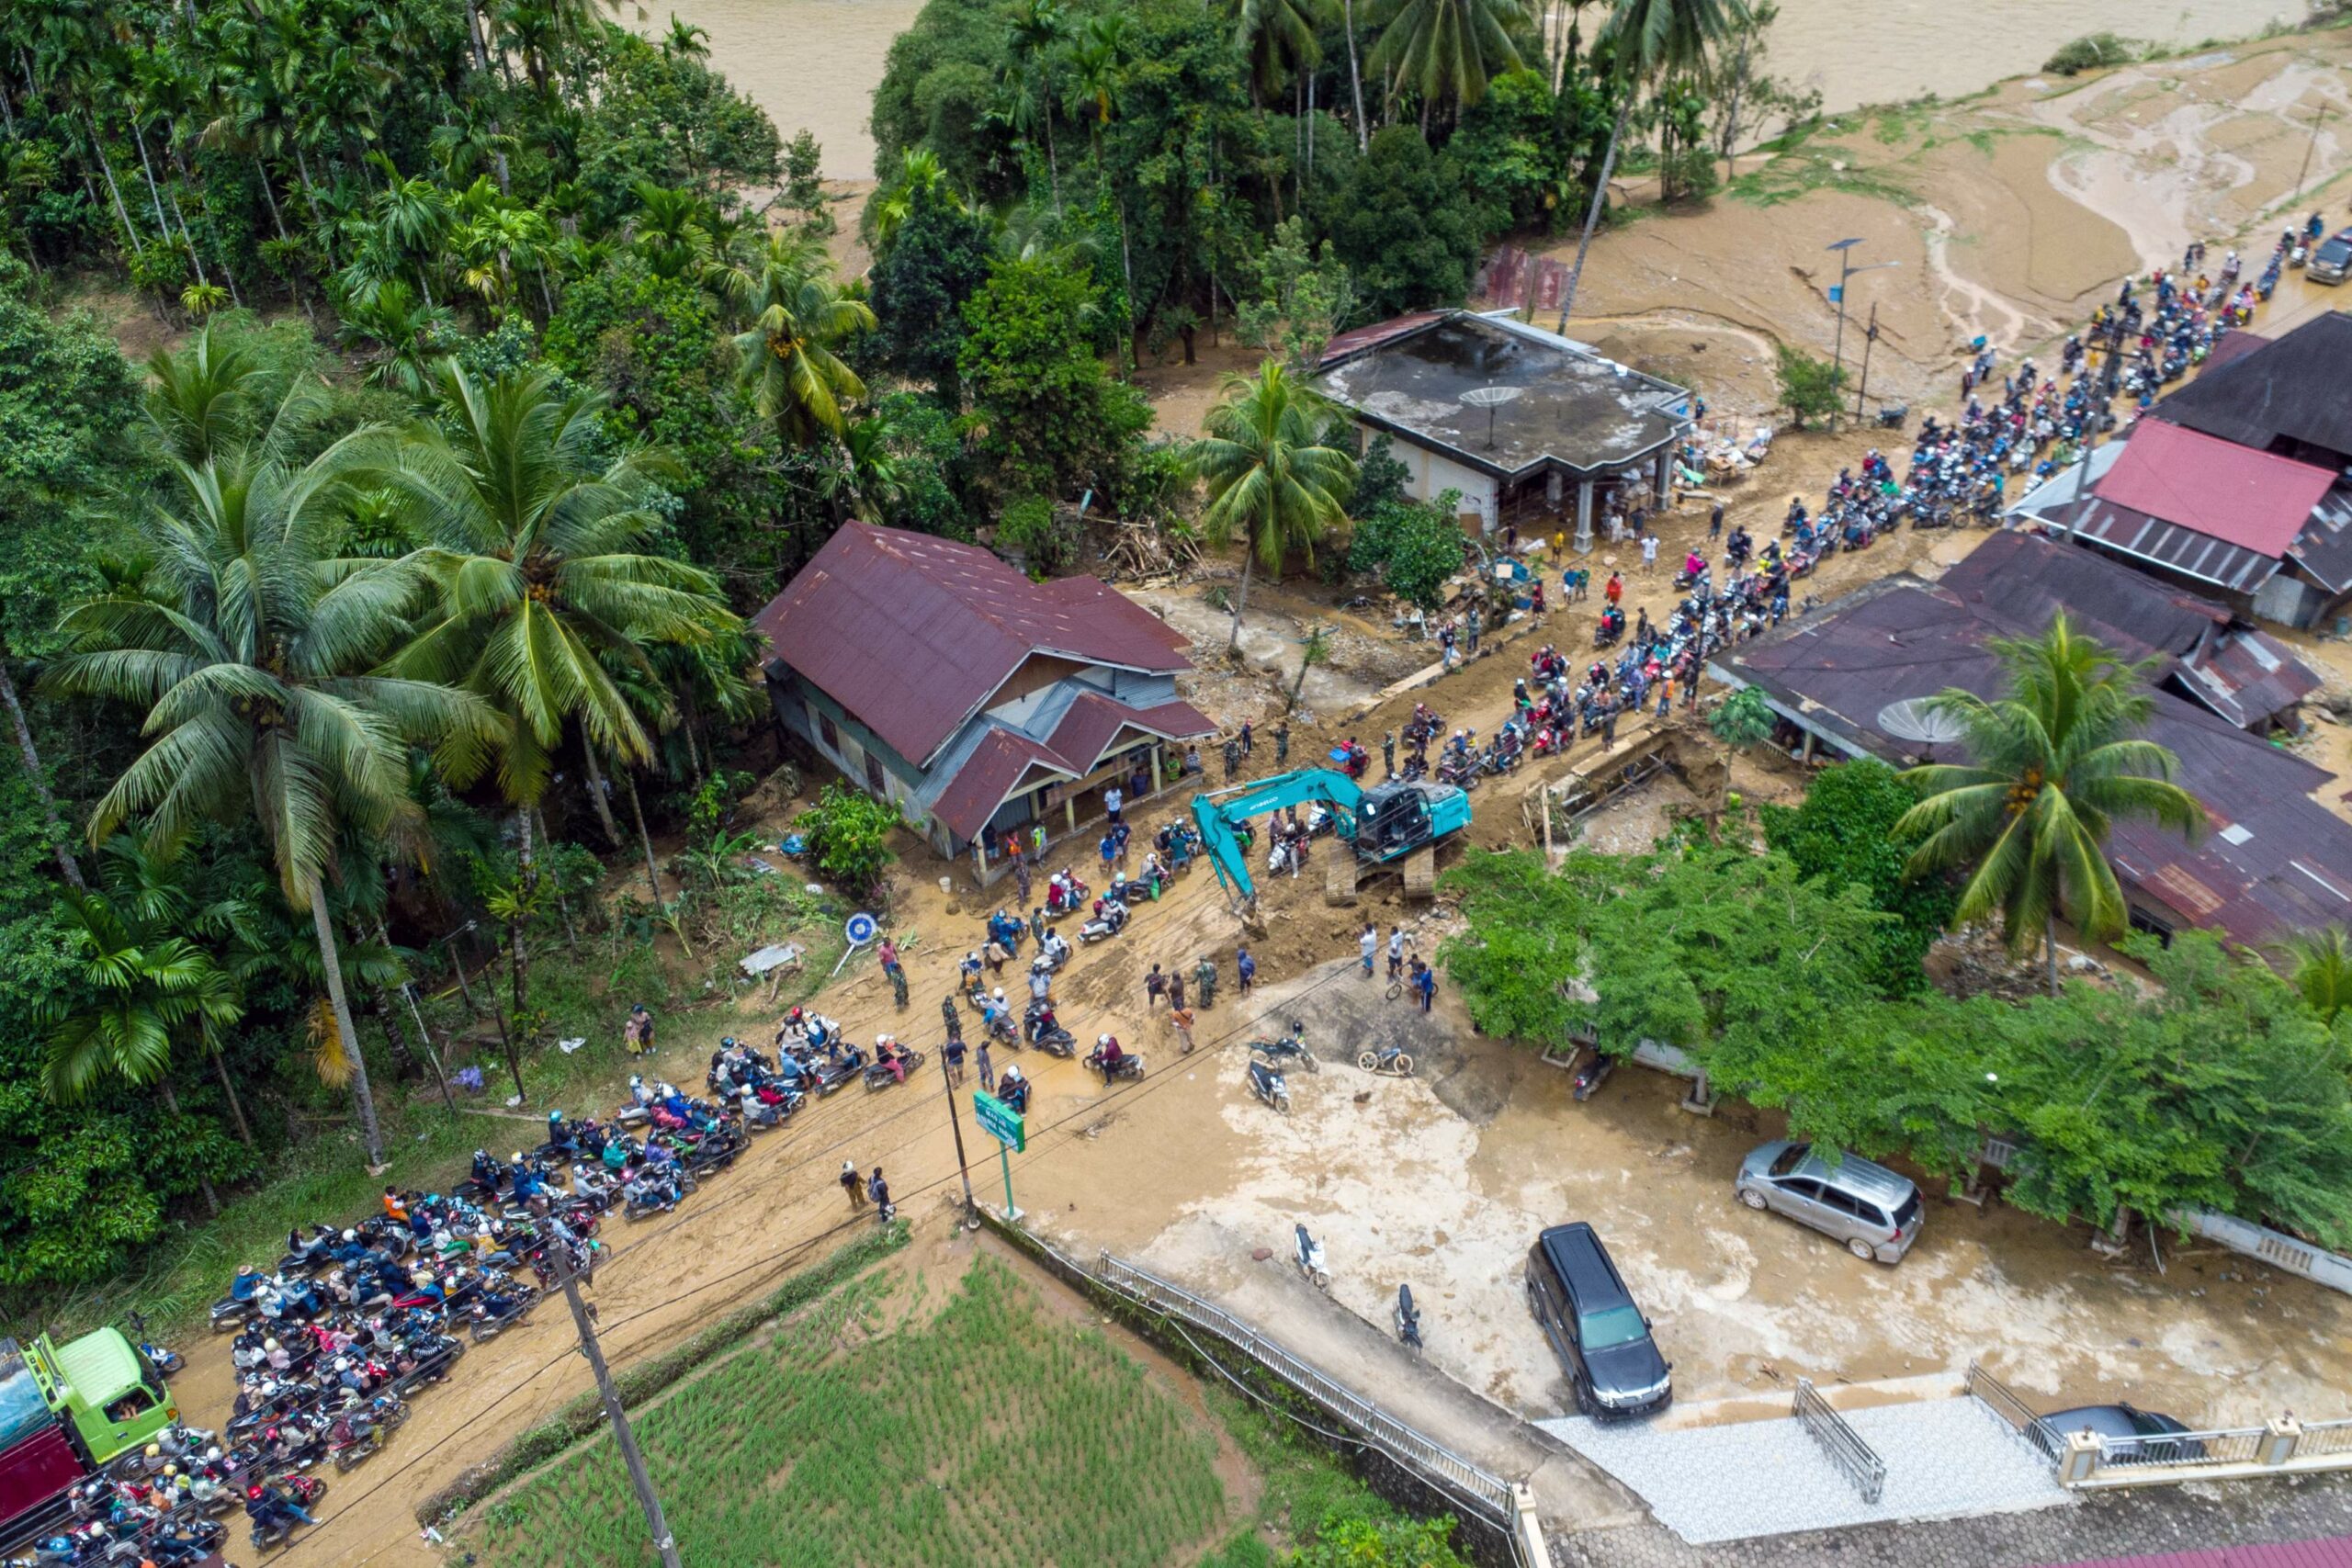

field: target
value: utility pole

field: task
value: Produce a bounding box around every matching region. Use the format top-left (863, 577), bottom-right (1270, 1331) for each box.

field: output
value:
top-left (1852, 304), bottom-right (1879, 425)
top-left (551, 1239), bottom-right (684, 1568)
top-left (940, 1048), bottom-right (979, 1228)
top-left (1825, 238), bottom-right (1899, 428)
top-left (2293, 96), bottom-right (2331, 200)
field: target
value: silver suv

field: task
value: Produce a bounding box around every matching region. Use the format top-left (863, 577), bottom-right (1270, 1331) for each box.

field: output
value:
top-left (1734, 1141), bottom-right (1923, 1263)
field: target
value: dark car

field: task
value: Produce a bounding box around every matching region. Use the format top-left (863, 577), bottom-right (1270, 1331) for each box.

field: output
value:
top-left (2029, 1403), bottom-right (2205, 1465)
top-left (2311, 229), bottom-right (2352, 286)
top-left (1524, 1223), bottom-right (1671, 1419)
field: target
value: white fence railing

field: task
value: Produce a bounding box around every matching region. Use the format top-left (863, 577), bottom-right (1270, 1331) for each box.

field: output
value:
top-left (1091, 1249), bottom-right (1521, 1530)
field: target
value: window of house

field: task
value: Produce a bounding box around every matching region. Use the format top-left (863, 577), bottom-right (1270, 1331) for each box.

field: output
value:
top-left (865, 752), bottom-right (888, 795)
top-left (818, 710), bottom-right (840, 751)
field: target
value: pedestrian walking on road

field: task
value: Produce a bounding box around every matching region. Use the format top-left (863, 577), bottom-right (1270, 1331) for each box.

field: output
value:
top-left (1359, 923), bottom-right (1377, 977)
top-left (1274, 723), bottom-right (1290, 765)
top-left (1411, 958), bottom-right (1437, 1013)
top-left (1641, 535), bottom-right (1658, 573)
top-left (1386, 926), bottom-right (1406, 982)
top-left (1099, 830), bottom-right (1117, 881)
top-left (1709, 502), bottom-right (1724, 540)
top-left (1465, 606), bottom-right (1482, 655)
top-left (1237, 946), bottom-right (1257, 995)
top-left (1170, 1002), bottom-right (1196, 1055)
top-left (975, 1038), bottom-right (995, 1094)
top-left (942, 994), bottom-right (962, 1039)
top-left (841, 1160), bottom-right (865, 1209)
top-left (867, 1168), bottom-right (894, 1223)
top-left (1030, 823), bottom-right (1046, 864)
top-left (1013, 856), bottom-right (1032, 906)
top-left (1223, 738), bottom-right (1241, 779)
top-left (1168, 971), bottom-right (1187, 1012)
top-left (1145, 962), bottom-right (1168, 1009)
top-left (1240, 720), bottom-right (1254, 756)
top-left (1383, 731), bottom-right (1396, 777)
top-left (1193, 956), bottom-right (1217, 1010)
top-left (943, 1033), bottom-right (967, 1086)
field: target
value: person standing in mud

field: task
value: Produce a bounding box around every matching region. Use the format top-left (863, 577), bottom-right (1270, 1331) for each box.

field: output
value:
top-left (1193, 956), bottom-right (1217, 1010)
top-left (1274, 723), bottom-right (1289, 765)
top-left (1383, 731), bottom-right (1396, 777)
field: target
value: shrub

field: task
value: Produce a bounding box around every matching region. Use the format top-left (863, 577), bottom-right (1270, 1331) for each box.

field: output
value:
top-left (996, 494), bottom-right (1080, 573)
top-left (2043, 33), bottom-right (2134, 74)
top-left (794, 784), bottom-right (901, 897)
top-left (1347, 497), bottom-right (1466, 610)
top-left (1709, 684), bottom-right (1775, 748)
top-left (1774, 343), bottom-right (1847, 430)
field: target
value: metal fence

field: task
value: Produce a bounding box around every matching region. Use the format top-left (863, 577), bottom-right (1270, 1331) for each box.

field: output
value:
top-left (2300, 1418), bottom-right (2352, 1458)
top-left (1792, 1378), bottom-right (1887, 1505)
top-left (1091, 1249), bottom-right (1521, 1529)
top-left (2093, 1427), bottom-right (2262, 1469)
top-left (1965, 1359), bottom-right (2064, 1468)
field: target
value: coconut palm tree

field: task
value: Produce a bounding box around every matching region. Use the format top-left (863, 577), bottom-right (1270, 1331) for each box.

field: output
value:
top-left (42, 418), bottom-right (493, 1168)
top-left (1366, 0), bottom-right (1534, 122)
top-left (371, 362), bottom-right (732, 1014)
top-left (2273, 925), bottom-right (2352, 1025)
top-left (1192, 359), bottom-right (1356, 653)
top-left (1895, 612), bottom-right (2202, 997)
top-left (1555, 0), bottom-right (1747, 328)
top-left (1007, 0), bottom-right (1069, 209)
top-left (727, 234), bottom-right (876, 446)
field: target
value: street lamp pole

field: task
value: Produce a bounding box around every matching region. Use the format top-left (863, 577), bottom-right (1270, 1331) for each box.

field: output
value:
top-left (1825, 239), bottom-right (1899, 428)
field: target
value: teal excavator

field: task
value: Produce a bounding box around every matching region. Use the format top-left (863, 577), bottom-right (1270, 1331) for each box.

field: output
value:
top-left (1191, 768), bottom-right (1471, 914)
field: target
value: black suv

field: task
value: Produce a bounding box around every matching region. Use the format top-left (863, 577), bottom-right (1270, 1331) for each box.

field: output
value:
top-left (1525, 1223), bottom-right (1671, 1419)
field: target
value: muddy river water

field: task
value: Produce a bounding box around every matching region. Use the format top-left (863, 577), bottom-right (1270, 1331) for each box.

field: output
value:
top-left (640, 0), bottom-right (2299, 176)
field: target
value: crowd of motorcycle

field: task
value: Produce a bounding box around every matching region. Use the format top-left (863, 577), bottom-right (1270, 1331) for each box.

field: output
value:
top-left (1782, 218), bottom-right (2320, 558)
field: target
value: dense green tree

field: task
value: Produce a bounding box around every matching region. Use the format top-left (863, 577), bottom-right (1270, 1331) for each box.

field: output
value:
top-left (1191, 358), bottom-right (1355, 649)
top-left (1760, 760), bottom-right (1958, 995)
top-left (868, 186), bottom-right (999, 411)
top-left (2274, 925), bottom-right (2352, 1026)
top-left (1448, 68), bottom-right (1566, 230)
top-left (1315, 126), bottom-right (1496, 317)
top-left (958, 256), bottom-right (1151, 501)
top-left (1898, 613), bottom-right (2202, 996)
top-left (1345, 496), bottom-right (1464, 609)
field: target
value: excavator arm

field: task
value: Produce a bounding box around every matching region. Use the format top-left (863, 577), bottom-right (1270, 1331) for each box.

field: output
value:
top-left (1190, 768), bottom-right (1365, 908)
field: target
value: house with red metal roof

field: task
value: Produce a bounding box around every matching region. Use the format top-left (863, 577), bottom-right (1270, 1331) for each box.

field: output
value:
top-left (2055, 419), bottom-right (2352, 628)
top-left (751, 525), bottom-right (1216, 870)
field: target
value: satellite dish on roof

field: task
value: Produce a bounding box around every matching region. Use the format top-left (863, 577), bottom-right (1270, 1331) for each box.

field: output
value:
top-left (1877, 699), bottom-right (1967, 749)
top-left (1459, 384), bottom-right (1524, 450)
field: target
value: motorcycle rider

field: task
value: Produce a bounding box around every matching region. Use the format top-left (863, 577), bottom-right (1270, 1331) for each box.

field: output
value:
top-left (999, 1064), bottom-right (1032, 1113)
top-left (1040, 928), bottom-right (1072, 968)
top-left (874, 1033), bottom-right (910, 1085)
top-left (1093, 1033), bottom-right (1126, 1084)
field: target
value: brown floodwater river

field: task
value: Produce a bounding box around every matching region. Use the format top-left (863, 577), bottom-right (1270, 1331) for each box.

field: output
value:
top-left (641, 0), bottom-right (2301, 178)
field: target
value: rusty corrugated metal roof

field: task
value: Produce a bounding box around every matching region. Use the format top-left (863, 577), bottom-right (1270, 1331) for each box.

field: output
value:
top-left (752, 525), bottom-right (1190, 768)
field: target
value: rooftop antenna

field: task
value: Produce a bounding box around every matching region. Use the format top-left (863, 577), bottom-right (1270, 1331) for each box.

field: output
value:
top-left (1458, 385), bottom-right (1524, 450)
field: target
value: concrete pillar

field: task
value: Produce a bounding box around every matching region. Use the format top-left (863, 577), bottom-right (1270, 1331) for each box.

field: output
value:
top-left (1065, 795), bottom-right (1077, 833)
top-left (1801, 730), bottom-right (1816, 763)
top-left (1151, 746), bottom-right (1163, 794)
top-left (1657, 447), bottom-right (1672, 508)
top-left (1546, 469), bottom-right (1563, 508)
top-left (973, 838), bottom-right (989, 883)
top-left (2060, 1430), bottom-right (2103, 1487)
top-left (2258, 1417), bottom-right (2301, 1467)
top-left (1574, 480), bottom-right (1595, 555)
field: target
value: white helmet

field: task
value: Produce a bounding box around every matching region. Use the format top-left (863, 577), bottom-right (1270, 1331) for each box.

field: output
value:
top-left (1097, 1034), bottom-right (1112, 1046)
top-left (991, 987), bottom-right (1004, 1002)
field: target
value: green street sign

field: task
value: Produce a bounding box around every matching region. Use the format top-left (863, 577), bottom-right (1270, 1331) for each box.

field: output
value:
top-left (973, 1090), bottom-right (1025, 1153)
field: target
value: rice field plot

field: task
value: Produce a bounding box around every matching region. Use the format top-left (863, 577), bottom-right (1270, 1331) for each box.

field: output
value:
top-left (477, 1254), bottom-right (1230, 1568)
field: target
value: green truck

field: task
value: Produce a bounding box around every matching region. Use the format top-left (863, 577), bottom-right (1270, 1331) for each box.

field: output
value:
top-left (1, 1329), bottom-right (180, 1545)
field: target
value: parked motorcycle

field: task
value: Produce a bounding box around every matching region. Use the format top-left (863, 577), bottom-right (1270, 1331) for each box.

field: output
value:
top-left (1572, 1045), bottom-right (1616, 1103)
top-left (1247, 1061), bottom-right (1292, 1116)
top-left (1395, 1284), bottom-right (1423, 1354)
top-left (467, 1290), bottom-right (537, 1344)
top-left (1250, 1024), bottom-right (1319, 1075)
top-left (1294, 1224), bottom-right (1329, 1292)
top-left (809, 1046), bottom-right (870, 1096)
top-left (1355, 1043), bottom-right (1416, 1078)
top-left (127, 1310), bottom-right (186, 1374)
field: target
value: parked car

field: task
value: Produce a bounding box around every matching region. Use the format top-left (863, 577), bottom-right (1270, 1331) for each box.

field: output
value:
top-left (1734, 1141), bottom-right (1923, 1263)
top-left (1523, 1223), bottom-right (1671, 1419)
top-left (2311, 228), bottom-right (2352, 286)
top-left (2029, 1403), bottom-right (2205, 1465)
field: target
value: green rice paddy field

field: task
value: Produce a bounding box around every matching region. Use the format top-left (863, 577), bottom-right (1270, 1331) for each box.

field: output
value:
top-left (473, 1243), bottom-right (1368, 1568)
